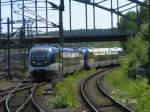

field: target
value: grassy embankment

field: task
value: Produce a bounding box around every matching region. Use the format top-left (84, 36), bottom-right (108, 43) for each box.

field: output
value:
top-left (48, 68), bottom-right (96, 108)
top-left (104, 67), bottom-right (150, 112)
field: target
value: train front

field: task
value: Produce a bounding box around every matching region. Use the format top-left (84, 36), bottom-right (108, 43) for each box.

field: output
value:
top-left (28, 46), bottom-right (57, 80)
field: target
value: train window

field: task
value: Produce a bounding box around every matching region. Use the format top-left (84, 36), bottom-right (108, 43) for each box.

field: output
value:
top-left (31, 50), bottom-right (49, 58)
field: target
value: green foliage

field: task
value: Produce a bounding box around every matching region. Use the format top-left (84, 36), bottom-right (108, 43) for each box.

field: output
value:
top-left (53, 81), bottom-right (77, 108)
top-left (139, 0), bottom-right (149, 23)
top-left (141, 24), bottom-right (148, 34)
top-left (118, 0), bottom-right (149, 31)
top-left (118, 11), bottom-right (137, 31)
top-left (121, 33), bottom-right (149, 79)
top-left (49, 69), bottom-right (96, 108)
top-left (105, 68), bottom-right (150, 112)
top-left (64, 41), bottom-right (121, 48)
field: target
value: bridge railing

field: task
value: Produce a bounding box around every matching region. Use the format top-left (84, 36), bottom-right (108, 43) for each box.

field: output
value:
top-left (35, 29), bottom-right (136, 38)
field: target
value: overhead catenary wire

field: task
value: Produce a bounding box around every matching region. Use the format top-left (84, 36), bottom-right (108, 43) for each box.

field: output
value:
top-left (13, 11), bottom-right (53, 27)
top-left (24, 6), bottom-right (59, 27)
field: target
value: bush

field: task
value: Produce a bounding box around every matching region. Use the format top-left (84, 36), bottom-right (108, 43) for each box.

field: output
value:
top-left (106, 68), bottom-right (150, 112)
top-left (121, 32), bottom-right (149, 79)
top-left (49, 69), bottom-right (96, 108)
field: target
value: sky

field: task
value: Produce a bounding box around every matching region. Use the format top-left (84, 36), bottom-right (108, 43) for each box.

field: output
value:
top-left (0, 0), bottom-right (144, 33)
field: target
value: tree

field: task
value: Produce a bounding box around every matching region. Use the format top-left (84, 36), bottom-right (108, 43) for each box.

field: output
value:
top-left (118, 11), bottom-right (137, 32)
top-left (139, 0), bottom-right (149, 23)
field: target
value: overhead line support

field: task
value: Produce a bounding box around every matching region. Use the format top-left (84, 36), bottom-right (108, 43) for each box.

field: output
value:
top-left (46, 1), bottom-right (48, 35)
top-left (93, 0), bottom-right (95, 30)
top-left (10, 0), bottom-right (13, 34)
top-left (59, 0), bottom-right (64, 78)
top-left (85, 3), bottom-right (88, 31)
top-left (7, 18), bottom-right (11, 79)
top-left (35, 0), bottom-right (38, 35)
top-left (111, 0), bottom-right (113, 30)
top-left (0, 0), bottom-right (1, 34)
top-left (117, 0), bottom-right (119, 24)
top-left (69, 0), bottom-right (72, 31)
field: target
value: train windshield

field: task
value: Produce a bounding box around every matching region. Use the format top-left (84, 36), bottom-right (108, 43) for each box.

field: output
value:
top-left (31, 50), bottom-right (50, 58)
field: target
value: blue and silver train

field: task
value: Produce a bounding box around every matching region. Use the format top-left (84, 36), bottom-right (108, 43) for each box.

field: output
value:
top-left (28, 45), bottom-right (122, 80)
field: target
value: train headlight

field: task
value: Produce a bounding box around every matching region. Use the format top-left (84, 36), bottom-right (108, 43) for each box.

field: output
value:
top-left (32, 61), bottom-right (36, 64)
top-left (44, 60), bottom-right (48, 64)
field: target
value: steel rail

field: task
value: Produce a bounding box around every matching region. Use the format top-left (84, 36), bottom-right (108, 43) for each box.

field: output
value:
top-left (5, 83), bottom-right (23, 112)
top-left (80, 65), bottom-right (134, 112)
top-left (15, 84), bottom-right (37, 112)
top-left (5, 77), bottom-right (31, 112)
top-left (30, 84), bottom-right (45, 112)
top-left (80, 67), bottom-right (111, 112)
top-left (97, 75), bottom-right (134, 112)
top-left (15, 83), bottom-right (45, 112)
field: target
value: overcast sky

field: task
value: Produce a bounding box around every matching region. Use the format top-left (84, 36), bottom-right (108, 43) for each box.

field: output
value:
top-left (0, 0), bottom-right (144, 33)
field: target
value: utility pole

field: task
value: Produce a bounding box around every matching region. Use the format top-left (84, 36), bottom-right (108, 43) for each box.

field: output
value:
top-left (85, 3), bottom-right (88, 30)
top-left (35, 0), bottom-right (38, 35)
top-left (147, 0), bottom-right (150, 43)
top-left (148, 0), bottom-right (150, 41)
top-left (111, 0), bottom-right (113, 30)
top-left (22, 0), bottom-right (25, 36)
top-left (0, 0), bottom-right (1, 34)
top-left (69, 0), bottom-right (72, 31)
top-left (10, 0), bottom-right (13, 33)
top-left (22, 0), bottom-right (26, 71)
top-left (7, 18), bottom-right (11, 79)
top-left (46, 1), bottom-right (48, 35)
top-left (93, 0), bottom-right (95, 30)
top-left (148, 0), bottom-right (150, 84)
top-left (117, 0), bottom-right (119, 24)
top-left (136, 5), bottom-right (140, 31)
top-left (59, 0), bottom-right (64, 79)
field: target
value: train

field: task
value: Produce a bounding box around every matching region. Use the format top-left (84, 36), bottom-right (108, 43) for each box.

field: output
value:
top-left (28, 45), bottom-right (123, 80)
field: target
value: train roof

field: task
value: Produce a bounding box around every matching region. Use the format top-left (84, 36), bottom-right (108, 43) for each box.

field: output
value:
top-left (110, 47), bottom-right (123, 51)
top-left (78, 48), bottom-right (91, 52)
top-left (62, 48), bottom-right (77, 53)
top-left (30, 45), bottom-right (58, 52)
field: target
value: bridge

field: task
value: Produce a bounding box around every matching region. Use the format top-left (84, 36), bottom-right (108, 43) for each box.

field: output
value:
top-left (0, 29), bottom-right (135, 45)
top-left (0, 0), bottom-right (148, 46)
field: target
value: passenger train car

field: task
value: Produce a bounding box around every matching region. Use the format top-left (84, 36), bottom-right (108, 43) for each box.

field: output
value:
top-left (28, 45), bottom-right (123, 80)
top-left (29, 46), bottom-right (83, 80)
top-left (29, 46), bottom-right (58, 79)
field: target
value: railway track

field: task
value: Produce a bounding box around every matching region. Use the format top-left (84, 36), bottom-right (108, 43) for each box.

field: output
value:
top-left (0, 76), bottom-right (45, 112)
top-left (80, 66), bottom-right (134, 112)
top-left (0, 79), bottom-right (28, 112)
top-left (5, 83), bottom-right (44, 112)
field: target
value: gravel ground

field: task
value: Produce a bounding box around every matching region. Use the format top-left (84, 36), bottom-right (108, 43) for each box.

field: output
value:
top-left (82, 68), bottom-right (124, 112)
top-left (0, 79), bottom-right (17, 90)
top-left (84, 70), bottom-right (113, 106)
